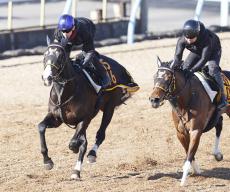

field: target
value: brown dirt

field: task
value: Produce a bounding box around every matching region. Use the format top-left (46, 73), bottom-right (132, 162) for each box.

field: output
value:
top-left (1, 33), bottom-right (230, 192)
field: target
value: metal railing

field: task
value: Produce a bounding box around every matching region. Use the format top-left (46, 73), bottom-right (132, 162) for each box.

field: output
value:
top-left (0, 0), bottom-right (77, 30)
top-left (0, 0), bottom-right (129, 30)
top-left (195, 0), bottom-right (230, 26)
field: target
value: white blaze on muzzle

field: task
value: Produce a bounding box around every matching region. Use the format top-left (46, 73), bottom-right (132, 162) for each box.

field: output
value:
top-left (42, 60), bottom-right (52, 85)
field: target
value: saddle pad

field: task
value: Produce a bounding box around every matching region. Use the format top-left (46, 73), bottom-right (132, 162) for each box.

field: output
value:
top-left (222, 73), bottom-right (230, 103)
top-left (99, 58), bottom-right (139, 93)
top-left (194, 72), bottom-right (217, 102)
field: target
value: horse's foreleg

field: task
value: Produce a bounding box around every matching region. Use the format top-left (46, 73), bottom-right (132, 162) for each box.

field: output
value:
top-left (213, 116), bottom-right (223, 161)
top-left (87, 104), bottom-right (115, 164)
top-left (71, 120), bottom-right (90, 180)
top-left (71, 133), bottom-right (88, 180)
top-left (180, 129), bottom-right (202, 186)
top-left (38, 113), bottom-right (62, 170)
top-left (176, 130), bottom-right (190, 154)
top-left (69, 122), bottom-right (84, 153)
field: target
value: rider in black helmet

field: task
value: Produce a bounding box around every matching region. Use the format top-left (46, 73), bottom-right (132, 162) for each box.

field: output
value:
top-left (171, 19), bottom-right (227, 110)
top-left (53, 14), bottom-right (111, 89)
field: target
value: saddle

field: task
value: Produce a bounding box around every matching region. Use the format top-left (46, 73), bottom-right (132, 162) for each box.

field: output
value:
top-left (72, 56), bottom-right (139, 95)
top-left (194, 70), bottom-right (230, 104)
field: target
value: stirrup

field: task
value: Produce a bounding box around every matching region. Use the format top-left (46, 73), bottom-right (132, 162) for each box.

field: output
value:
top-left (217, 101), bottom-right (228, 110)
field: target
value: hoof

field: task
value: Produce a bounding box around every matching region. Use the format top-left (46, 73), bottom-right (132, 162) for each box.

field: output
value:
top-left (70, 170), bottom-right (81, 180)
top-left (87, 150), bottom-right (97, 164)
top-left (214, 153), bottom-right (223, 161)
top-left (44, 159), bottom-right (54, 170)
top-left (69, 140), bottom-right (81, 154)
top-left (87, 155), bottom-right (96, 164)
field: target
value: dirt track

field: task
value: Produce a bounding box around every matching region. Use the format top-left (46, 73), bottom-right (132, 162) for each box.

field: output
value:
top-left (1, 34), bottom-right (230, 192)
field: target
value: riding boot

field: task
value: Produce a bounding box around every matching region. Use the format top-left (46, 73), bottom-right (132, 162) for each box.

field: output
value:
top-left (94, 60), bottom-right (111, 89)
top-left (213, 72), bottom-right (228, 109)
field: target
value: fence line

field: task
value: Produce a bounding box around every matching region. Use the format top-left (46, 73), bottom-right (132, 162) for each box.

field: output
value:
top-left (1, 0), bottom-right (111, 30)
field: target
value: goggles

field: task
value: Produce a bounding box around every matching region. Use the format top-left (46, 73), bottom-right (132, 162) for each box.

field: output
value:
top-left (62, 29), bottom-right (72, 33)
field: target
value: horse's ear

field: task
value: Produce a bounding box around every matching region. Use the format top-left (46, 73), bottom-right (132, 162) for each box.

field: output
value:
top-left (46, 35), bottom-right (51, 46)
top-left (156, 56), bottom-right (162, 67)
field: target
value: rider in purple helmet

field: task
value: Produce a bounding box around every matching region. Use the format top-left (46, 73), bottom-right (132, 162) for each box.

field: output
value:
top-left (54, 14), bottom-right (111, 89)
top-left (171, 19), bottom-right (227, 110)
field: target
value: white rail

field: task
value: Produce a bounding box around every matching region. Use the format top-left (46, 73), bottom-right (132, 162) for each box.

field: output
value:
top-left (195, 0), bottom-right (230, 26)
top-left (1, 0), bottom-right (108, 30)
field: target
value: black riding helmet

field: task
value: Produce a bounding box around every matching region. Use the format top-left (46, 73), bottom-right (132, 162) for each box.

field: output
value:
top-left (183, 19), bottom-right (200, 39)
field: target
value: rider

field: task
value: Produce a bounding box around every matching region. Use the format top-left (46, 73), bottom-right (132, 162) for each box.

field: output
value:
top-left (53, 14), bottom-right (111, 89)
top-left (171, 19), bottom-right (228, 109)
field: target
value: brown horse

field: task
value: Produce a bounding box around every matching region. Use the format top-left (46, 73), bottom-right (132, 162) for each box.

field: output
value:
top-left (38, 42), bottom-right (139, 180)
top-left (149, 57), bottom-right (230, 186)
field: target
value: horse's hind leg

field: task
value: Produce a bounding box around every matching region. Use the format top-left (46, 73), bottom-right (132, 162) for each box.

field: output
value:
top-left (87, 103), bottom-right (115, 163)
top-left (213, 116), bottom-right (223, 161)
top-left (38, 112), bottom-right (62, 170)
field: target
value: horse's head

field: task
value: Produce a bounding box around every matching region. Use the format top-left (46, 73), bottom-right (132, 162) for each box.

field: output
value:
top-left (42, 42), bottom-right (68, 86)
top-left (149, 57), bottom-right (175, 108)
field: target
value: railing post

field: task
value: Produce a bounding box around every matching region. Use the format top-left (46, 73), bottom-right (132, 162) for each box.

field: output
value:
top-left (72, 0), bottom-right (78, 17)
top-left (220, 0), bottom-right (228, 26)
top-left (195, 0), bottom-right (229, 26)
top-left (63, 0), bottom-right (72, 14)
top-left (194, 0), bottom-right (205, 20)
top-left (127, 0), bottom-right (142, 44)
top-left (102, 0), bottom-right (107, 21)
top-left (40, 0), bottom-right (46, 27)
top-left (7, 1), bottom-right (13, 30)
top-left (140, 0), bottom-right (148, 33)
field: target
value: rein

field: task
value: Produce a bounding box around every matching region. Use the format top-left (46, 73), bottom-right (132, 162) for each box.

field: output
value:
top-left (45, 43), bottom-right (80, 129)
top-left (169, 71), bottom-right (191, 132)
top-left (156, 67), bottom-right (192, 131)
top-left (49, 82), bottom-right (77, 129)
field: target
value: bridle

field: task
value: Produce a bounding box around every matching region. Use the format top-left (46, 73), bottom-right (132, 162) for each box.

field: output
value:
top-left (154, 67), bottom-right (175, 100)
top-left (154, 66), bottom-right (189, 100)
top-left (43, 44), bottom-right (68, 82)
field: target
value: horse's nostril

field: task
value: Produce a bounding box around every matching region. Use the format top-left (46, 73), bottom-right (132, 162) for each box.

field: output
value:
top-left (149, 97), bottom-right (153, 102)
top-left (47, 76), bottom-right (52, 81)
top-left (150, 97), bottom-right (159, 103)
top-left (154, 98), bottom-right (160, 102)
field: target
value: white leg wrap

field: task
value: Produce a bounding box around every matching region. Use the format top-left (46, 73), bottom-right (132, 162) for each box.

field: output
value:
top-left (191, 160), bottom-right (201, 174)
top-left (180, 160), bottom-right (191, 186)
top-left (74, 161), bottom-right (82, 171)
top-left (213, 136), bottom-right (221, 155)
top-left (92, 144), bottom-right (98, 153)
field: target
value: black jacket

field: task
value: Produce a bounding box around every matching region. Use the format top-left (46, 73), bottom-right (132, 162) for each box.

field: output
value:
top-left (174, 22), bottom-right (221, 72)
top-left (54, 17), bottom-right (96, 53)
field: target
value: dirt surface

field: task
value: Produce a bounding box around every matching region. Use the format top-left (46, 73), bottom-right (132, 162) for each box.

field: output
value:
top-left (1, 34), bottom-right (230, 192)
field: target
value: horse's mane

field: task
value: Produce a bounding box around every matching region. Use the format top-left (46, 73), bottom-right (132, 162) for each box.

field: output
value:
top-left (161, 60), bottom-right (186, 73)
top-left (160, 61), bottom-right (172, 68)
